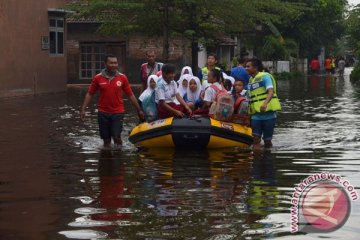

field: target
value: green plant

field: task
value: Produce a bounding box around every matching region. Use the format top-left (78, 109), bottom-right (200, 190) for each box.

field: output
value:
top-left (350, 63), bottom-right (360, 83)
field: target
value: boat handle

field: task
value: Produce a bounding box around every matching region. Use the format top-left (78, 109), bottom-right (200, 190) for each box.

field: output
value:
top-left (183, 134), bottom-right (199, 139)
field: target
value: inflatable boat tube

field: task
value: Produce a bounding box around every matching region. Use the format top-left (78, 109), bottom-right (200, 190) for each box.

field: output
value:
top-left (129, 116), bottom-right (253, 149)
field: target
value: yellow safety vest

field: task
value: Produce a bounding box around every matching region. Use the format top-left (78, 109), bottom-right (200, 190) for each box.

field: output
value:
top-left (248, 72), bottom-right (281, 115)
top-left (201, 66), bottom-right (221, 84)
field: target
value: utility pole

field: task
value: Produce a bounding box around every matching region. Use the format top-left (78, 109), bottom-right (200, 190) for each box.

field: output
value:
top-left (162, 1), bottom-right (169, 62)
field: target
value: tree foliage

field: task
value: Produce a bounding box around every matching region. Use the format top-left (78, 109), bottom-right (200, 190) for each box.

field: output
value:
top-left (67, 0), bottom-right (349, 63)
top-left (280, 0), bottom-right (347, 58)
top-left (347, 4), bottom-right (360, 57)
top-left (347, 4), bottom-right (360, 82)
top-left (262, 36), bottom-right (299, 60)
top-left (67, 0), bottom-right (304, 58)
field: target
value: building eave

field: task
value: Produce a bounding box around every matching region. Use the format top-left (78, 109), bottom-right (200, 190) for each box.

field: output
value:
top-left (48, 8), bottom-right (75, 14)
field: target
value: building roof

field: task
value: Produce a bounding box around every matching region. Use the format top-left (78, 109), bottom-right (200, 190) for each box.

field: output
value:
top-left (218, 36), bottom-right (236, 46)
top-left (48, 8), bottom-right (74, 14)
top-left (66, 16), bottom-right (98, 23)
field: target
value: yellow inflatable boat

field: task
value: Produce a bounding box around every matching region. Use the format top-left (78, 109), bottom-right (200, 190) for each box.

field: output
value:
top-left (129, 116), bottom-right (253, 149)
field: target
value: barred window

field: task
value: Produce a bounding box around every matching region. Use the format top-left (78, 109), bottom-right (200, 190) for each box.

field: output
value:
top-left (80, 44), bottom-right (106, 79)
top-left (49, 17), bottom-right (64, 55)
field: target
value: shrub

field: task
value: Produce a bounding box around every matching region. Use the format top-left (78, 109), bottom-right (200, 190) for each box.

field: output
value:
top-left (350, 63), bottom-right (360, 83)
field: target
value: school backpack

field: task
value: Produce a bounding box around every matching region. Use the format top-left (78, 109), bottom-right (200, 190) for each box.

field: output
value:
top-left (234, 96), bottom-right (249, 115)
top-left (232, 96), bottom-right (250, 125)
top-left (209, 84), bottom-right (234, 121)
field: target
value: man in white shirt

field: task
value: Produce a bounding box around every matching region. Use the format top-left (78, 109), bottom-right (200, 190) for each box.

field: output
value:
top-left (155, 64), bottom-right (192, 118)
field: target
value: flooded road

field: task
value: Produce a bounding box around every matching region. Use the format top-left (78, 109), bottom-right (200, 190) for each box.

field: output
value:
top-left (0, 69), bottom-right (359, 239)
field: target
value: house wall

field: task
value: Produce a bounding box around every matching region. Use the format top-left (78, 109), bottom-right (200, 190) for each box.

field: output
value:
top-left (126, 34), bottom-right (192, 83)
top-left (67, 23), bottom-right (126, 83)
top-left (67, 24), bottom-right (192, 84)
top-left (0, 0), bottom-right (67, 98)
top-left (218, 45), bottom-right (235, 71)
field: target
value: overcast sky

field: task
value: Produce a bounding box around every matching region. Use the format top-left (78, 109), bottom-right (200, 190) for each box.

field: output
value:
top-left (348, 0), bottom-right (360, 6)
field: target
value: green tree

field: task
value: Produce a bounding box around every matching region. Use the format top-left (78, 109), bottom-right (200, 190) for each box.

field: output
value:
top-left (347, 4), bottom-right (360, 82)
top-left (281, 0), bottom-right (347, 58)
top-left (347, 4), bottom-right (360, 56)
top-left (261, 36), bottom-right (299, 60)
top-left (67, 0), bottom-right (304, 71)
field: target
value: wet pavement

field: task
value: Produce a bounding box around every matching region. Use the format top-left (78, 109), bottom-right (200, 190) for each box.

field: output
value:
top-left (0, 69), bottom-right (359, 239)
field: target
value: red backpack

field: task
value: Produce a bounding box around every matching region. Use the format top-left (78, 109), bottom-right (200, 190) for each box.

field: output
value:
top-left (209, 84), bottom-right (234, 121)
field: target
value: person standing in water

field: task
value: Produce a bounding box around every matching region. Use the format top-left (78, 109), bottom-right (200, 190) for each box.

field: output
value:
top-left (338, 57), bottom-right (346, 76)
top-left (80, 54), bottom-right (145, 148)
top-left (140, 50), bottom-right (163, 93)
top-left (246, 58), bottom-right (281, 150)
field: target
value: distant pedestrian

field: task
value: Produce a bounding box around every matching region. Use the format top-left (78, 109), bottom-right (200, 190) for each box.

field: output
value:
top-left (80, 54), bottom-right (145, 148)
top-left (140, 50), bottom-right (163, 93)
top-left (325, 57), bottom-right (332, 74)
top-left (331, 57), bottom-right (336, 74)
top-left (309, 57), bottom-right (320, 74)
top-left (338, 57), bottom-right (346, 76)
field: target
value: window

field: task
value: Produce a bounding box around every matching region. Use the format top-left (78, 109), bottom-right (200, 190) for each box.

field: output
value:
top-left (49, 17), bottom-right (64, 55)
top-left (80, 44), bottom-right (106, 79)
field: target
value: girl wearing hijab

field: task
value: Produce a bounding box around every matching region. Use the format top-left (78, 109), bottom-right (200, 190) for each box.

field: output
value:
top-left (184, 76), bottom-right (202, 110)
top-left (180, 66), bottom-right (193, 77)
top-left (139, 75), bottom-right (158, 122)
top-left (177, 66), bottom-right (194, 87)
top-left (176, 73), bottom-right (192, 102)
top-left (223, 73), bottom-right (235, 93)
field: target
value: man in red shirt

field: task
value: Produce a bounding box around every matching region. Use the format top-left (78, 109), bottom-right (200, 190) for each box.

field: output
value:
top-left (310, 57), bottom-right (320, 74)
top-left (325, 57), bottom-right (332, 74)
top-left (80, 54), bottom-right (144, 148)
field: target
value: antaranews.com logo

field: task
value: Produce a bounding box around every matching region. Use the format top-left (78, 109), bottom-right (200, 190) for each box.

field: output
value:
top-left (290, 172), bottom-right (358, 233)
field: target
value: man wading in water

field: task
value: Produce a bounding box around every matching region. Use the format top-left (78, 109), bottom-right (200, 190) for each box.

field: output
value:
top-left (80, 54), bottom-right (144, 148)
top-left (246, 58), bottom-right (281, 150)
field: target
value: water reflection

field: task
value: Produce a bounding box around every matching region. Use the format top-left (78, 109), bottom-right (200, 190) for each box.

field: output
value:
top-left (1, 71), bottom-right (360, 239)
top-left (62, 147), bottom-right (288, 239)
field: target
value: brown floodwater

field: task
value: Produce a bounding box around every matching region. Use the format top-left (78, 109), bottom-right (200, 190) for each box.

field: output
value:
top-left (0, 69), bottom-right (359, 239)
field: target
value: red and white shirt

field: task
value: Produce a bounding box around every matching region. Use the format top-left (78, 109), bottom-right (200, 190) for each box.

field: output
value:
top-left (88, 70), bottom-right (134, 113)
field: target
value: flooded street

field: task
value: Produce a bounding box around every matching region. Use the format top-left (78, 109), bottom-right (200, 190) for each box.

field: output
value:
top-left (1, 69), bottom-right (360, 239)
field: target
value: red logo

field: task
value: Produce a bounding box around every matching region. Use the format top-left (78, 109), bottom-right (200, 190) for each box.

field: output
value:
top-left (116, 81), bottom-right (122, 87)
top-left (300, 181), bottom-right (350, 232)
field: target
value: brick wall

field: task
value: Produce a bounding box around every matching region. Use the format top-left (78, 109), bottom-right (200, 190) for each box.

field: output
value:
top-left (66, 39), bottom-right (80, 83)
top-left (126, 34), bottom-right (192, 83)
top-left (66, 24), bottom-right (193, 84)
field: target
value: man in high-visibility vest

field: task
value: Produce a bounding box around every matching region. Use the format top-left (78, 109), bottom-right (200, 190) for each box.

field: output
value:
top-left (325, 57), bottom-right (332, 74)
top-left (246, 58), bottom-right (281, 150)
top-left (197, 53), bottom-right (221, 89)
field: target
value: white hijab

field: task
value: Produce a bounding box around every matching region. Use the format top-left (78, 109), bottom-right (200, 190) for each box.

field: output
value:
top-left (180, 66), bottom-right (193, 77)
top-left (186, 76), bottom-right (202, 103)
top-left (223, 74), bottom-right (235, 93)
top-left (139, 75), bottom-right (158, 102)
top-left (177, 73), bottom-right (191, 98)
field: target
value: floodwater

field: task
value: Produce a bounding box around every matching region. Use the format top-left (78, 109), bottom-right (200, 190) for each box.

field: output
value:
top-left (0, 68), bottom-right (359, 239)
